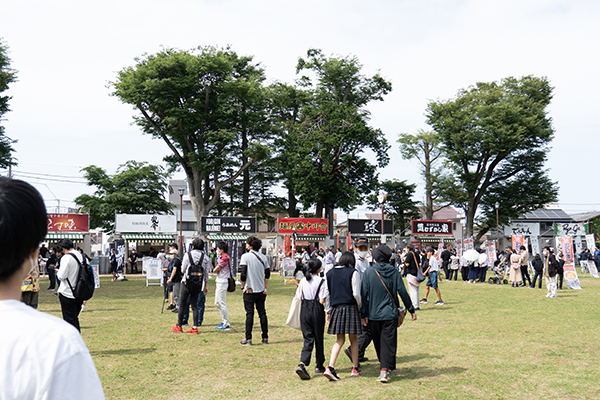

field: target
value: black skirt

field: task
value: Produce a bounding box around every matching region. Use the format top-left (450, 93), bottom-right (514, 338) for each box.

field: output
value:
top-left (327, 304), bottom-right (362, 335)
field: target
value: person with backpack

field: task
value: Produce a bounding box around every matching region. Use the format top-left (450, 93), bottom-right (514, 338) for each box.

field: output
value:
top-left (172, 238), bottom-right (210, 334)
top-left (56, 239), bottom-right (86, 331)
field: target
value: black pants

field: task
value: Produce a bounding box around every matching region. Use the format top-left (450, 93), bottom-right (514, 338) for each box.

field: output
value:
top-left (347, 320), bottom-right (372, 359)
top-left (520, 265), bottom-right (531, 286)
top-left (531, 271), bottom-right (543, 288)
top-left (369, 319), bottom-right (397, 371)
top-left (557, 272), bottom-right (564, 289)
top-left (178, 284), bottom-right (199, 327)
top-left (300, 299), bottom-right (325, 369)
top-left (478, 267), bottom-right (487, 282)
top-left (47, 266), bottom-right (56, 289)
top-left (59, 294), bottom-right (83, 332)
top-left (243, 292), bottom-right (268, 341)
top-left (448, 269), bottom-right (459, 280)
top-left (442, 261), bottom-right (450, 279)
top-left (461, 266), bottom-right (469, 281)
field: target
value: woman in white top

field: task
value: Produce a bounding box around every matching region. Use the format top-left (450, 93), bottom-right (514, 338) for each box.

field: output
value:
top-left (213, 241), bottom-right (231, 330)
top-left (294, 259), bottom-right (329, 380)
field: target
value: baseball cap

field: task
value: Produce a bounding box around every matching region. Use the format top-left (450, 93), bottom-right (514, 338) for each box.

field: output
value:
top-left (355, 237), bottom-right (369, 247)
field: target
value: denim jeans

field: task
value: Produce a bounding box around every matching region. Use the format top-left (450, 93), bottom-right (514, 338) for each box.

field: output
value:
top-left (182, 290), bottom-right (206, 326)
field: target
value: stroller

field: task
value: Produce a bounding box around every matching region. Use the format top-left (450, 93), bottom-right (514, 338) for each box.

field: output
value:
top-left (488, 259), bottom-right (508, 285)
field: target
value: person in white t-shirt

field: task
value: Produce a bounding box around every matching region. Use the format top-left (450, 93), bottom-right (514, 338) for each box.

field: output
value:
top-left (0, 177), bottom-right (105, 400)
top-left (56, 238), bottom-right (85, 331)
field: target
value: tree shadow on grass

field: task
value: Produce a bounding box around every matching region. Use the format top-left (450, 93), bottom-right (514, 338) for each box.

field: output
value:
top-left (396, 353), bottom-right (444, 364)
top-left (90, 347), bottom-right (156, 357)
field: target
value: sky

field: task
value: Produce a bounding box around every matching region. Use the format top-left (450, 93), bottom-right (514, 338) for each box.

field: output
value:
top-left (1, 0), bottom-right (599, 219)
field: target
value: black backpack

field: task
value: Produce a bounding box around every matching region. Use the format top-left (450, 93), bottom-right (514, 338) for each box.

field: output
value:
top-left (65, 253), bottom-right (95, 301)
top-left (186, 251), bottom-right (205, 293)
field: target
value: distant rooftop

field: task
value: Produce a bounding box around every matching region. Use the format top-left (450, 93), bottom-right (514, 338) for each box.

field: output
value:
top-left (418, 206), bottom-right (463, 221)
top-left (570, 211), bottom-right (600, 222)
top-left (516, 208), bottom-right (574, 222)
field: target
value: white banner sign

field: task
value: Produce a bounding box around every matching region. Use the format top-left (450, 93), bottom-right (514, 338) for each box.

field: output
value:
top-left (585, 234), bottom-right (596, 252)
top-left (554, 223), bottom-right (587, 237)
top-left (504, 222), bottom-right (540, 237)
top-left (530, 236), bottom-right (540, 256)
top-left (587, 260), bottom-right (599, 278)
top-left (115, 214), bottom-right (177, 233)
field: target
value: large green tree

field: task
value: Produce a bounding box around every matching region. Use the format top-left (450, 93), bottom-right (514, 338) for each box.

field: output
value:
top-left (0, 39), bottom-right (17, 168)
top-left (289, 49), bottom-right (391, 234)
top-left (75, 161), bottom-right (173, 230)
top-left (366, 179), bottom-right (420, 235)
top-left (111, 47), bottom-right (270, 228)
top-left (426, 76), bottom-right (558, 240)
top-left (398, 130), bottom-right (454, 219)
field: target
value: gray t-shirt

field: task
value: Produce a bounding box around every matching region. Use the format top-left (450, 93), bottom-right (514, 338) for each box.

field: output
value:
top-left (240, 250), bottom-right (269, 293)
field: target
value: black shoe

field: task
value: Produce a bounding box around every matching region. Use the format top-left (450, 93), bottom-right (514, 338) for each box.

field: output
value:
top-left (344, 347), bottom-right (352, 362)
top-left (171, 308), bottom-right (178, 313)
top-left (166, 304), bottom-right (175, 310)
top-left (262, 338), bottom-right (268, 345)
top-left (240, 339), bottom-right (252, 346)
top-left (295, 364), bottom-right (310, 380)
top-left (315, 366), bottom-right (326, 374)
top-left (324, 366), bottom-right (340, 381)
top-left (358, 357), bottom-right (369, 363)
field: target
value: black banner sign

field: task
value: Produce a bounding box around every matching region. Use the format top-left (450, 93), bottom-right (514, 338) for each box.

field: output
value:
top-left (201, 216), bottom-right (256, 233)
top-left (411, 220), bottom-right (453, 236)
top-left (348, 219), bottom-right (394, 235)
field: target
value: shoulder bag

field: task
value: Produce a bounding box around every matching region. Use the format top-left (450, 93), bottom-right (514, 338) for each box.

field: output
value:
top-left (413, 251), bottom-right (426, 283)
top-left (374, 269), bottom-right (407, 327)
top-left (225, 255), bottom-right (236, 292)
top-left (286, 281), bottom-right (303, 330)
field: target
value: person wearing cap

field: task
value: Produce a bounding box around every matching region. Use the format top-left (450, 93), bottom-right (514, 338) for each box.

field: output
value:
top-left (360, 245), bottom-right (416, 383)
top-left (165, 248), bottom-right (182, 312)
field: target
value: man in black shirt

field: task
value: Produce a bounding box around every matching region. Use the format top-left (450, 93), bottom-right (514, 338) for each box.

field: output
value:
top-left (128, 248), bottom-right (138, 274)
top-left (440, 246), bottom-right (452, 280)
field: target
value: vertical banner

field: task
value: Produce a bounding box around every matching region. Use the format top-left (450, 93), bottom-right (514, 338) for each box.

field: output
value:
top-left (456, 239), bottom-right (463, 258)
top-left (558, 236), bottom-right (582, 289)
top-left (437, 240), bottom-right (444, 262)
top-left (511, 235), bottom-right (524, 251)
top-left (587, 260), bottom-right (599, 278)
top-left (574, 236), bottom-right (583, 271)
top-left (92, 264), bottom-right (100, 289)
top-left (530, 236), bottom-right (540, 256)
top-left (585, 234), bottom-right (596, 252)
top-left (464, 237), bottom-right (474, 250)
top-left (484, 241), bottom-right (497, 264)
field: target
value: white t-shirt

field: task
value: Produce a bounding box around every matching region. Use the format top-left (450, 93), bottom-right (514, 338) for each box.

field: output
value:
top-left (0, 300), bottom-right (105, 400)
top-left (295, 276), bottom-right (329, 301)
top-left (57, 251), bottom-right (83, 299)
top-left (240, 250), bottom-right (269, 293)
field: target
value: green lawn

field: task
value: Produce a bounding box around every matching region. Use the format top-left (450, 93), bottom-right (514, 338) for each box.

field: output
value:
top-left (37, 273), bottom-right (600, 400)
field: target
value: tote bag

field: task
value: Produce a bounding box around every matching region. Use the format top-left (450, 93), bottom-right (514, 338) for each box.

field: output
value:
top-left (285, 282), bottom-right (302, 330)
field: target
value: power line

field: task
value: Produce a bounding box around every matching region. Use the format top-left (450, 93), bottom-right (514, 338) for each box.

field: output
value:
top-left (14, 170), bottom-right (87, 180)
top-left (13, 174), bottom-right (88, 185)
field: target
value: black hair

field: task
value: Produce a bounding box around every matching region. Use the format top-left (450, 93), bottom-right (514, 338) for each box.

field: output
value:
top-left (0, 178), bottom-right (47, 280)
top-left (520, 246), bottom-right (526, 251)
top-left (535, 254), bottom-right (541, 260)
top-left (337, 251), bottom-right (356, 268)
top-left (426, 247), bottom-right (435, 253)
top-left (57, 239), bottom-right (74, 251)
top-left (168, 242), bottom-right (178, 250)
top-left (406, 244), bottom-right (415, 252)
top-left (305, 259), bottom-right (322, 281)
top-left (246, 236), bottom-right (262, 251)
top-left (216, 240), bottom-right (228, 253)
top-left (192, 238), bottom-right (205, 251)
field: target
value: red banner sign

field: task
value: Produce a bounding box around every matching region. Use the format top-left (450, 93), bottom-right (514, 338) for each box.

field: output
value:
top-left (47, 213), bottom-right (89, 232)
top-left (278, 218), bottom-right (328, 234)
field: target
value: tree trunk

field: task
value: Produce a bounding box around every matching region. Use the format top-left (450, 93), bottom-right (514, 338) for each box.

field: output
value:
top-left (424, 144), bottom-right (434, 220)
top-left (464, 198), bottom-right (477, 239)
top-left (326, 204), bottom-right (334, 238)
top-left (315, 199), bottom-right (324, 219)
top-left (242, 130), bottom-right (250, 215)
top-left (287, 183), bottom-right (299, 217)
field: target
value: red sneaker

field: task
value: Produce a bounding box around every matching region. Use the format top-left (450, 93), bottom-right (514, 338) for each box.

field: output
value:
top-left (171, 325), bottom-right (183, 333)
top-left (186, 327), bottom-right (198, 334)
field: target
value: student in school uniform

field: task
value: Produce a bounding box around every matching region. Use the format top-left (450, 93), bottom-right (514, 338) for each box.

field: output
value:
top-left (294, 259), bottom-right (329, 380)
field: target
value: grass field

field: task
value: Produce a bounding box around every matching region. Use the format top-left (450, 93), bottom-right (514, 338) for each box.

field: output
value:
top-left (37, 273), bottom-right (600, 400)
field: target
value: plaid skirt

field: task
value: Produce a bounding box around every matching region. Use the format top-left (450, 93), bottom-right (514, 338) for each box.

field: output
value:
top-left (327, 304), bottom-right (362, 335)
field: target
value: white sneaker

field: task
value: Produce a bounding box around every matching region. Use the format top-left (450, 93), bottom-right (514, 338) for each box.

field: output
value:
top-left (81, 305), bottom-right (85, 312)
